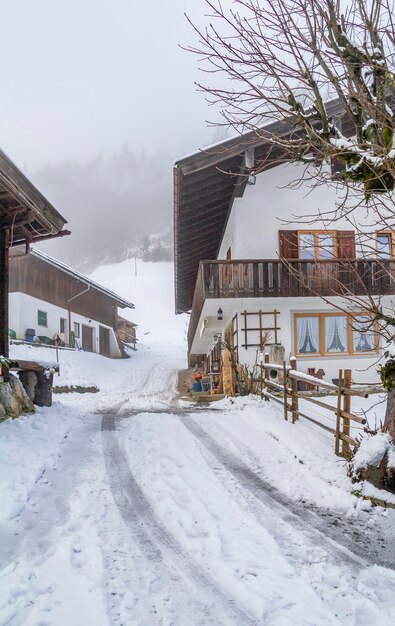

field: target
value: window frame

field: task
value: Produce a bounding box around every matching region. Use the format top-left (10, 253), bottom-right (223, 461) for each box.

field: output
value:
top-left (298, 230), bottom-right (338, 260)
top-left (376, 231), bottom-right (393, 258)
top-left (60, 317), bottom-right (67, 334)
top-left (37, 310), bottom-right (48, 328)
top-left (294, 311), bottom-right (379, 357)
top-left (74, 322), bottom-right (80, 338)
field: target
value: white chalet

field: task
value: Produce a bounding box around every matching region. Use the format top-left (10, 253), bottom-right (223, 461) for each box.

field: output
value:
top-left (174, 118), bottom-right (395, 384)
top-left (9, 247), bottom-right (135, 358)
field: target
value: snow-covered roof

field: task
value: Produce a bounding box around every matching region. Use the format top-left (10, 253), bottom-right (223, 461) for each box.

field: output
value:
top-left (30, 248), bottom-right (134, 309)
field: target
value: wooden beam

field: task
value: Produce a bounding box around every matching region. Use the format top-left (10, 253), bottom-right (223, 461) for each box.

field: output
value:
top-left (0, 210), bottom-right (35, 229)
top-left (0, 228), bottom-right (9, 357)
top-left (9, 229), bottom-right (71, 247)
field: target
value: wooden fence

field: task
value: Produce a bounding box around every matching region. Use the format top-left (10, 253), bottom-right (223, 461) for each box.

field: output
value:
top-left (260, 354), bottom-right (368, 458)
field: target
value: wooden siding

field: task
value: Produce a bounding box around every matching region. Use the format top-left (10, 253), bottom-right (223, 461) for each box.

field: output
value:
top-left (188, 258), bottom-right (395, 352)
top-left (10, 254), bottom-right (118, 329)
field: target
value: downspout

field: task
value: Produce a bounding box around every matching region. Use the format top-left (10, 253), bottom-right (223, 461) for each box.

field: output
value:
top-left (67, 284), bottom-right (91, 347)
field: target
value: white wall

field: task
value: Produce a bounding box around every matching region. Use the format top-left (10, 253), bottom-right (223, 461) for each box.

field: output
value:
top-left (9, 292), bottom-right (122, 358)
top-left (192, 294), bottom-right (393, 384)
top-left (217, 162), bottom-right (372, 260)
top-left (234, 298), bottom-right (381, 384)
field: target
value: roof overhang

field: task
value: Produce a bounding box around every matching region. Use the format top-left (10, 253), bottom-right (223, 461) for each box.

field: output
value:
top-left (174, 99), bottom-right (349, 314)
top-left (0, 148), bottom-right (69, 246)
top-left (12, 247), bottom-right (135, 309)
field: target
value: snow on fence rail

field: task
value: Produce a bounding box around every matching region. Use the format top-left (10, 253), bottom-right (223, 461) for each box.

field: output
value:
top-left (260, 355), bottom-right (368, 458)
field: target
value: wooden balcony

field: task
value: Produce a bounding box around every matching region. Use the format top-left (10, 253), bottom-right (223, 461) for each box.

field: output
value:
top-left (188, 258), bottom-right (395, 351)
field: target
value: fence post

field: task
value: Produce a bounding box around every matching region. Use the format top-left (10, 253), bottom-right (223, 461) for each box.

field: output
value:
top-left (283, 360), bottom-right (288, 421)
top-left (342, 369), bottom-right (352, 458)
top-left (289, 356), bottom-right (298, 423)
top-left (263, 353), bottom-right (269, 401)
top-left (335, 369), bottom-right (343, 456)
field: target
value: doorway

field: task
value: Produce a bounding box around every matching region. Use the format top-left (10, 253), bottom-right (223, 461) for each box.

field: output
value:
top-left (99, 326), bottom-right (110, 357)
top-left (81, 325), bottom-right (94, 352)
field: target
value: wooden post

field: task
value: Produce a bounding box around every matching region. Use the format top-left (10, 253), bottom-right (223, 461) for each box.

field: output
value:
top-left (283, 360), bottom-right (288, 420)
top-left (263, 353), bottom-right (269, 400)
top-left (342, 369), bottom-right (352, 458)
top-left (0, 228), bottom-right (9, 360)
top-left (335, 369), bottom-right (343, 456)
top-left (289, 356), bottom-right (298, 423)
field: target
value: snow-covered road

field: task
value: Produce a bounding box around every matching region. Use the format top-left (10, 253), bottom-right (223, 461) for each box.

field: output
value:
top-left (1, 343), bottom-right (395, 625)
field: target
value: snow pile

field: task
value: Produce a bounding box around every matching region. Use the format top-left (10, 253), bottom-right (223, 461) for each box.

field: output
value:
top-left (362, 482), bottom-right (395, 506)
top-left (353, 432), bottom-right (395, 470)
top-left (0, 406), bottom-right (71, 522)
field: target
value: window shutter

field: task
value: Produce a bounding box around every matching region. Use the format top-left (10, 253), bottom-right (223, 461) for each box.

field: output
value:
top-left (279, 230), bottom-right (298, 259)
top-left (337, 231), bottom-right (356, 258)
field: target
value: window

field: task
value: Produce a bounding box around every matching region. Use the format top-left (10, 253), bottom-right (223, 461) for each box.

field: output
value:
top-left (60, 318), bottom-right (67, 334)
top-left (74, 322), bottom-right (80, 338)
top-left (353, 315), bottom-right (376, 352)
top-left (37, 310), bottom-right (47, 327)
top-left (376, 232), bottom-right (393, 258)
top-left (295, 313), bottom-right (378, 356)
top-left (298, 231), bottom-right (336, 260)
top-left (296, 316), bottom-right (319, 354)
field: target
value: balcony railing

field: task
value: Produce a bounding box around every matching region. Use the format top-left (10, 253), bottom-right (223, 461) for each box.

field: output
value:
top-left (188, 258), bottom-right (395, 351)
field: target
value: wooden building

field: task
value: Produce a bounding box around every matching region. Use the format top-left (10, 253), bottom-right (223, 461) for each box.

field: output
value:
top-left (9, 248), bottom-right (135, 358)
top-left (0, 148), bottom-right (69, 357)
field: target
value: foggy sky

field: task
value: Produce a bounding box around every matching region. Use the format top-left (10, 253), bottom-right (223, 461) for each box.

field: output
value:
top-left (0, 0), bottom-right (221, 172)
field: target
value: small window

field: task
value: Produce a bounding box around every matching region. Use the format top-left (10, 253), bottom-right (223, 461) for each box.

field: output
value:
top-left (298, 231), bottom-right (336, 260)
top-left (74, 322), bottom-right (80, 338)
top-left (60, 318), bottom-right (67, 334)
top-left (377, 232), bottom-right (392, 258)
top-left (37, 310), bottom-right (47, 327)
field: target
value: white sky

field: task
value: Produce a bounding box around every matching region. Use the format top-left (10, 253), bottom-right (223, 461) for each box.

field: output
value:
top-left (0, 0), bottom-right (221, 170)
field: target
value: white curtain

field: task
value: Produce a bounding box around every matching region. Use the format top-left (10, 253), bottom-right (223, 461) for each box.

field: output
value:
top-left (325, 316), bottom-right (348, 353)
top-left (353, 316), bottom-right (375, 352)
top-left (297, 317), bottom-right (319, 353)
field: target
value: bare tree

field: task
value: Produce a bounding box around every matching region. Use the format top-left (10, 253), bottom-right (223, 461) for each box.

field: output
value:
top-left (186, 0), bottom-right (395, 448)
top-left (187, 0), bottom-right (395, 195)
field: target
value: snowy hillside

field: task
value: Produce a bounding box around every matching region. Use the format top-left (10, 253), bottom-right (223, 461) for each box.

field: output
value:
top-left (89, 258), bottom-right (187, 346)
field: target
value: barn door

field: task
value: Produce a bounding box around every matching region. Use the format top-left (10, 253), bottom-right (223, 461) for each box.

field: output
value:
top-left (99, 326), bottom-right (110, 357)
top-left (81, 325), bottom-right (94, 352)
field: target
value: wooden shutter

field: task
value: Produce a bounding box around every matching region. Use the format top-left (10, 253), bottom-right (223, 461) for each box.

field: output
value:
top-left (337, 231), bottom-right (356, 258)
top-left (279, 230), bottom-right (298, 259)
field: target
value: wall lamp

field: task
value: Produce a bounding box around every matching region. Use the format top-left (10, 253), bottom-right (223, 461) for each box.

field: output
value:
top-left (247, 173), bottom-right (256, 185)
top-left (217, 307), bottom-right (223, 321)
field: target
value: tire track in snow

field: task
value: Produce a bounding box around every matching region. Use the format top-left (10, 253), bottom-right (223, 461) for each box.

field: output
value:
top-left (180, 416), bottom-right (380, 570)
top-left (101, 413), bottom-right (258, 625)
